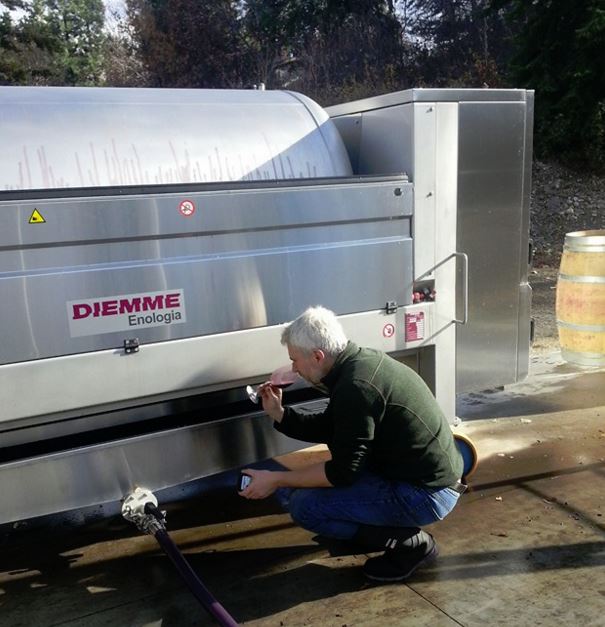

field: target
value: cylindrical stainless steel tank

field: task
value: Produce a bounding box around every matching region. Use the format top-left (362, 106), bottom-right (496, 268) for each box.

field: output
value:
top-left (0, 87), bottom-right (352, 191)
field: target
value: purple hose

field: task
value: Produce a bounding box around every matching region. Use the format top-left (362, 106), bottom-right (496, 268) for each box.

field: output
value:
top-left (154, 529), bottom-right (239, 627)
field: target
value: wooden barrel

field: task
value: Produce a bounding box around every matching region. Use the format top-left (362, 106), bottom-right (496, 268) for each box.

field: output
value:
top-left (556, 230), bottom-right (605, 366)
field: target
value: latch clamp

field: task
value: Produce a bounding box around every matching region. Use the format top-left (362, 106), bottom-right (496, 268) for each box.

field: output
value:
top-left (124, 338), bottom-right (140, 354)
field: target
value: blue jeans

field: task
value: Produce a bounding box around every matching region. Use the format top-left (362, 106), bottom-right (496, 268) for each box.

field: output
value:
top-left (275, 471), bottom-right (460, 540)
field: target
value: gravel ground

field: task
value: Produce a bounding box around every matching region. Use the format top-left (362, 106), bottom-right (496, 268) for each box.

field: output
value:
top-left (531, 160), bottom-right (605, 266)
top-left (529, 159), bottom-right (604, 353)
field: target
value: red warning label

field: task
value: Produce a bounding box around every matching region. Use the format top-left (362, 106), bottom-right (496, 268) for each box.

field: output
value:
top-left (179, 199), bottom-right (195, 217)
top-left (405, 312), bottom-right (425, 342)
top-left (383, 323), bottom-right (395, 338)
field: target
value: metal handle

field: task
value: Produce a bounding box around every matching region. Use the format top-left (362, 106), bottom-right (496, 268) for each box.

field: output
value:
top-left (453, 252), bottom-right (469, 325)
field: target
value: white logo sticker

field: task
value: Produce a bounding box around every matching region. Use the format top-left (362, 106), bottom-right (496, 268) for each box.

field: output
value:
top-left (67, 289), bottom-right (187, 337)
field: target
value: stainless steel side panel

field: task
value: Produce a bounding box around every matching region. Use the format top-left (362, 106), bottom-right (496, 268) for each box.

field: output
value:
top-left (456, 100), bottom-right (533, 391)
top-left (0, 179), bottom-right (413, 365)
top-left (0, 400), bottom-right (324, 525)
top-left (330, 90), bottom-right (533, 394)
top-left (1, 177), bottom-right (414, 432)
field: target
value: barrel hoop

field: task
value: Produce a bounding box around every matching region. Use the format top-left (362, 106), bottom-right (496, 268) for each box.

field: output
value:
top-left (557, 319), bottom-right (605, 332)
top-left (558, 273), bottom-right (605, 284)
top-left (564, 244), bottom-right (605, 253)
top-left (560, 349), bottom-right (605, 366)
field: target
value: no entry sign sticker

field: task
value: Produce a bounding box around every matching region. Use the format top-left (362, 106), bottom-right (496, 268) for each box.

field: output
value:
top-left (178, 199), bottom-right (195, 217)
top-left (383, 323), bottom-right (395, 338)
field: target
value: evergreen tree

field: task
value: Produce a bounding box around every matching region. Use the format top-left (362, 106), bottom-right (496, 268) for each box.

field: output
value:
top-left (125, 0), bottom-right (252, 88)
top-left (243, 0), bottom-right (409, 103)
top-left (0, 0), bottom-right (106, 85)
top-left (398, 0), bottom-right (515, 87)
top-left (495, 0), bottom-right (605, 168)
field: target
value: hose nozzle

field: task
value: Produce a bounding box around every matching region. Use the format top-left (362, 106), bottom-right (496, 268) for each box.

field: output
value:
top-left (122, 486), bottom-right (166, 534)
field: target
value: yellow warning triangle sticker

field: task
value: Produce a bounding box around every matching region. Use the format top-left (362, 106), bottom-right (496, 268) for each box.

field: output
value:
top-left (29, 209), bottom-right (46, 224)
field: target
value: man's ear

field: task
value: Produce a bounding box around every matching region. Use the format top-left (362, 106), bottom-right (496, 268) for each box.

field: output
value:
top-left (312, 349), bottom-right (326, 364)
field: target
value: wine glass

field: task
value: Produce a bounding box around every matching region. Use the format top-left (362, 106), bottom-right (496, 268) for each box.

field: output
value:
top-left (269, 364), bottom-right (299, 389)
top-left (246, 364), bottom-right (299, 404)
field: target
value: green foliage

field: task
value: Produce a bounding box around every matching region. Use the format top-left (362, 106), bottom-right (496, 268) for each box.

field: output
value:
top-left (125, 0), bottom-right (253, 88)
top-left (0, 0), bottom-right (106, 85)
top-left (407, 0), bottom-right (518, 87)
top-left (496, 0), bottom-right (605, 170)
top-left (242, 0), bottom-right (409, 102)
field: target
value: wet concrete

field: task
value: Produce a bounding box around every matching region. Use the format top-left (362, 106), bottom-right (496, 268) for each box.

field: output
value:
top-left (1, 351), bottom-right (604, 626)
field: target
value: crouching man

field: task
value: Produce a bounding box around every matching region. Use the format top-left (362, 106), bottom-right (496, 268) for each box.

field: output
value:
top-left (240, 306), bottom-right (464, 582)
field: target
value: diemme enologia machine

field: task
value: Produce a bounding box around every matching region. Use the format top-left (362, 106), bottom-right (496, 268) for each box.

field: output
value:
top-left (0, 87), bottom-right (533, 525)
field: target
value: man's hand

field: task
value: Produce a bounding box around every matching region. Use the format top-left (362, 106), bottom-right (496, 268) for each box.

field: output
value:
top-left (258, 383), bottom-right (284, 422)
top-left (238, 463), bottom-right (333, 500)
top-left (238, 468), bottom-right (280, 499)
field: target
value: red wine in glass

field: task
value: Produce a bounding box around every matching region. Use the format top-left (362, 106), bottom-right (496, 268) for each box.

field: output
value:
top-left (246, 365), bottom-right (299, 403)
top-left (269, 364), bottom-right (298, 389)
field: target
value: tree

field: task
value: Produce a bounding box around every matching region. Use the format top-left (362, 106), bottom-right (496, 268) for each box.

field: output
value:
top-left (243, 0), bottom-right (411, 104)
top-left (49, 0), bottom-right (106, 85)
top-left (397, 0), bottom-right (516, 87)
top-left (125, 0), bottom-right (252, 88)
top-left (0, 0), bottom-right (106, 85)
top-left (496, 0), bottom-right (605, 169)
top-left (102, 6), bottom-right (149, 87)
top-left (122, 0), bottom-right (412, 101)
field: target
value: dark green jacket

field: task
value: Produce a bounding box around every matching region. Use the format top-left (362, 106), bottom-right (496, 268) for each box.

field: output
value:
top-left (275, 342), bottom-right (463, 488)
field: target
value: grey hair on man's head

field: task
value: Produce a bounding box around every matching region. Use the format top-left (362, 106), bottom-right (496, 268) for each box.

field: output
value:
top-left (281, 306), bottom-right (348, 357)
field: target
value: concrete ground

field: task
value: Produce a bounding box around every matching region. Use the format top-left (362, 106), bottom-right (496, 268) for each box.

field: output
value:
top-left (1, 349), bottom-right (604, 626)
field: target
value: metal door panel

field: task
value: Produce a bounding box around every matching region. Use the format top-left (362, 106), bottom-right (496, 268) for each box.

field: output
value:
top-left (456, 101), bottom-right (532, 391)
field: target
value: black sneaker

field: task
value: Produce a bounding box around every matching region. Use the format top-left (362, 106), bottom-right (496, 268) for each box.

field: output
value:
top-left (363, 533), bottom-right (438, 582)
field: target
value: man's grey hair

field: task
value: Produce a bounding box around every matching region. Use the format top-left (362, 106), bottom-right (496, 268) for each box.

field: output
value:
top-left (281, 306), bottom-right (348, 357)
